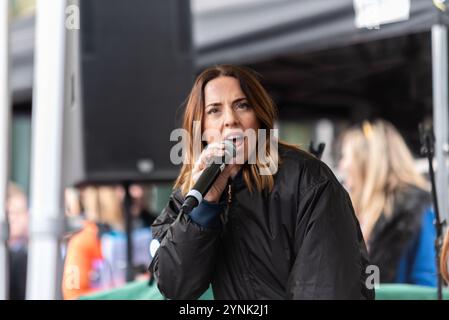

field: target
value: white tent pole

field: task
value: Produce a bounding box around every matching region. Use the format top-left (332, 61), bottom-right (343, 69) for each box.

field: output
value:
top-left (431, 24), bottom-right (449, 226)
top-left (0, 0), bottom-right (11, 301)
top-left (27, 0), bottom-right (68, 299)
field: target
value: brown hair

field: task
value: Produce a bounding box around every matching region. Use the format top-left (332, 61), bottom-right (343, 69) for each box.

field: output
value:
top-left (174, 64), bottom-right (295, 194)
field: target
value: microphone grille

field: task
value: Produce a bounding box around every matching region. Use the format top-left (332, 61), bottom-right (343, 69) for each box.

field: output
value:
top-left (223, 139), bottom-right (237, 158)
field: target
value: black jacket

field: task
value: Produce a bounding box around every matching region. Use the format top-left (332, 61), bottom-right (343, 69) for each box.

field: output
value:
top-left (151, 145), bottom-right (374, 300)
top-left (368, 185), bottom-right (431, 283)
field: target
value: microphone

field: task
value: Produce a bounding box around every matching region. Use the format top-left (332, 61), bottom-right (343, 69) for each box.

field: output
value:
top-left (182, 140), bottom-right (236, 212)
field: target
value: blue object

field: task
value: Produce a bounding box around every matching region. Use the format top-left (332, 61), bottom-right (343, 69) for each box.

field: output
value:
top-left (188, 199), bottom-right (226, 229)
top-left (394, 207), bottom-right (437, 287)
top-left (188, 169), bottom-right (244, 229)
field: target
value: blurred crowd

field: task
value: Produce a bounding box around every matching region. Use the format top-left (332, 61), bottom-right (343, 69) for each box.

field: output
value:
top-left (4, 118), bottom-right (449, 299)
top-left (5, 182), bottom-right (157, 300)
top-left (61, 184), bottom-right (158, 299)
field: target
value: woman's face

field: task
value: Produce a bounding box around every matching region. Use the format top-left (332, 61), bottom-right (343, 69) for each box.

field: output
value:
top-left (203, 76), bottom-right (259, 163)
top-left (7, 194), bottom-right (29, 241)
top-left (338, 141), bottom-right (357, 191)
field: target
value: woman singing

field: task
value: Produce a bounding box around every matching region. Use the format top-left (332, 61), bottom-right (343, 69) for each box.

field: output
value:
top-left (150, 65), bottom-right (374, 300)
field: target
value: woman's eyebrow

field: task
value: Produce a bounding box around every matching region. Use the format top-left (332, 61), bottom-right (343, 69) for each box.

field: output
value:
top-left (232, 97), bottom-right (247, 104)
top-left (205, 97), bottom-right (247, 108)
top-left (205, 102), bottom-right (221, 108)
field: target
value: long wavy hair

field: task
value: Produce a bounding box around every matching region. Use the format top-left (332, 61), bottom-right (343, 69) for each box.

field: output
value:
top-left (340, 119), bottom-right (428, 241)
top-left (174, 65), bottom-right (295, 195)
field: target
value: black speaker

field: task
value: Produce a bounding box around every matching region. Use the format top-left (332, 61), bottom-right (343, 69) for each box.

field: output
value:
top-left (63, 0), bottom-right (194, 186)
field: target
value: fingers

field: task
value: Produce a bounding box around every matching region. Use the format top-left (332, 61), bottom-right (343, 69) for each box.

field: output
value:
top-left (197, 143), bottom-right (225, 169)
top-left (192, 142), bottom-right (226, 183)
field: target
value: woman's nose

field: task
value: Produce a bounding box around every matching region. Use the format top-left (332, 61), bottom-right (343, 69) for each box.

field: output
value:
top-left (223, 106), bottom-right (238, 128)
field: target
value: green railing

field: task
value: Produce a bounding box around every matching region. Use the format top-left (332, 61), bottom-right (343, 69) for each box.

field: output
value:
top-left (79, 280), bottom-right (449, 300)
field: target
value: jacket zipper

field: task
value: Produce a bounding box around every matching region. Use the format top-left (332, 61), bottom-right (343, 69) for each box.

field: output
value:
top-left (221, 183), bottom-right (232, 226)
top-left (226, 182), bottom-right (254, 297)
top-left (227, 184), bottom-right (233, 206)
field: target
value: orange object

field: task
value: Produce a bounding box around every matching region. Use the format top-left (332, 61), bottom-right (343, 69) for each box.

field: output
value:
top-left (62, 221), bottom-right (103, 300)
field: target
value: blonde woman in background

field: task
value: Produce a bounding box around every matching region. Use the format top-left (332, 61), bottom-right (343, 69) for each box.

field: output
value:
top-left (339, 119), bottom-right (437, 286)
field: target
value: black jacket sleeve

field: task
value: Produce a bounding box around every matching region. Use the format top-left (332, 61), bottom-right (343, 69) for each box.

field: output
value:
top-left (287, 178), bottom-right (375, 299)
top-left (150, 189), bottom-right (221, 299)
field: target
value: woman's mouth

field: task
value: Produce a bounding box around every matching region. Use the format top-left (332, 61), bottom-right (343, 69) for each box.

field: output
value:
top-left (225, 134), bottom-right (245, 147)
top-left (223, 133), bottom-right (248, 164)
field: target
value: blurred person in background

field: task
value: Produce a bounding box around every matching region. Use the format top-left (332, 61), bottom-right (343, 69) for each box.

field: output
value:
top-left (62, 185), bottom-right (125, 299)
top-left (339, 119), bottom-right (437, 286)
top-left (64, 187), bottom-right (85, 233)
top-left (128, 184), bottom-right (157, 229)
top-left (6, 183), bottom-right (29, 300)
top-left (150, 64), bottom-right (373, 300)
top-left (128, 184), bottom-right (157, 277)
top-left (62, 185), bottom-right (153, 299)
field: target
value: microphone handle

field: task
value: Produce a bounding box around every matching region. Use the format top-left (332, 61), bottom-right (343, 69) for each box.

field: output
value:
top-left (183, 162), bottom-right (225, 212)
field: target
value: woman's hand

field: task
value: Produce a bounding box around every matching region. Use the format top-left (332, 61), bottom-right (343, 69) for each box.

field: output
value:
top-left (192, 142), bottom-right (241, 203)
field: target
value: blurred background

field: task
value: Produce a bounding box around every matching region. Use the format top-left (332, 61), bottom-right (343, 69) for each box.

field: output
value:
top-left (2, 0), bottom-right (449, 300)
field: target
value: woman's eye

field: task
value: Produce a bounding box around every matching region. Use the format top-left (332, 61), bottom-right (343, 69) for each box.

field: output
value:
top-left (236, 102), bottom-right (250, 110)
top-left (207, 108), bottom-right (219, 115)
